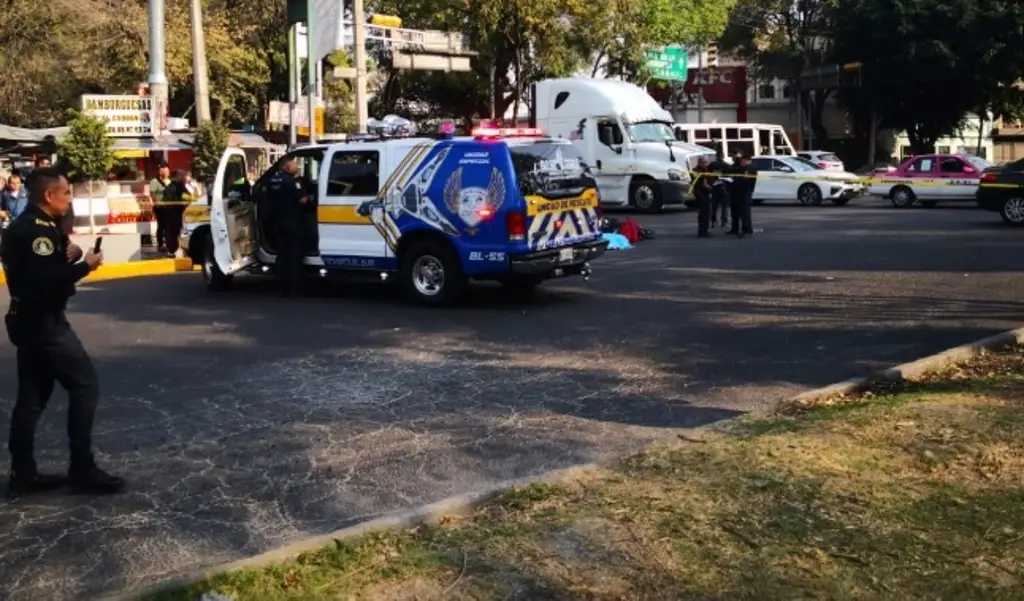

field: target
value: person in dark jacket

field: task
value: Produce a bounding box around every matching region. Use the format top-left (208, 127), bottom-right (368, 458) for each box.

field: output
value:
top-left (267, 158), bottom-right (309, 296)
top-left (692, 157), bottom-right (714, 237)
top-left (161, 170), bottom-right (193, 256)
top-left (729, 154), bottom-right (757, 238)
top-left (708, 152), bottom-right (731, 229)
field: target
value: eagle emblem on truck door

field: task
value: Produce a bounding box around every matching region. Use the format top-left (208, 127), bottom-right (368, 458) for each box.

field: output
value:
top-left (444, 167), bottom-right (506, 228)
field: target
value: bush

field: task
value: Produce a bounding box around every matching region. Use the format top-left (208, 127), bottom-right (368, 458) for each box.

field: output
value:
top-left (57, 110), bottom-right (115, 183)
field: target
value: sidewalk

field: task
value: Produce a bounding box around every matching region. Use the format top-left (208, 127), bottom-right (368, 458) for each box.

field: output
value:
top-left (155, 346), bottom-right (1024, 601)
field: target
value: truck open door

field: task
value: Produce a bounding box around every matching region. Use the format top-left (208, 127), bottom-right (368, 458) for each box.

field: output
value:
top-left (208, 148), bottom-right (259, 277)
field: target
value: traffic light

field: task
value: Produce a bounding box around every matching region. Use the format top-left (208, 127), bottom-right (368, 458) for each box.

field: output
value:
top-left (370, 14), bottom-right (402, 28)
top-left (706, 42), bottom-right (718, 68)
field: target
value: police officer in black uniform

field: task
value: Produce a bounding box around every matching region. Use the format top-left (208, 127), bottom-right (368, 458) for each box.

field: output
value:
top-left (692, 157), bottom-right (714, 237)
top-left (2, 168), bottom-right (124, 498)
top-left (731, 154), bottom-right (757, 238)
top-left (708, 151), bottom-right (732, 229)
top-left (267, 158), bottom-right (309, 297)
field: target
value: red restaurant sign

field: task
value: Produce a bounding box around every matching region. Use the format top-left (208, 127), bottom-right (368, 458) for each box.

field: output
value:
top-left (647, 66), bottom-right (748, 121)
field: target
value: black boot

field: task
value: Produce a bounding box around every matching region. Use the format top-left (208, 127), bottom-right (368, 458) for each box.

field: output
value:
top-left (6, 468), bottom-right (66, 499)
top-left (68, 465), bottom-right (124, 495)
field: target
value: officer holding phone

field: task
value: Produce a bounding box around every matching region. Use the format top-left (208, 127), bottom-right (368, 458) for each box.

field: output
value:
top-left (1, 168), bottom-right (124, 498)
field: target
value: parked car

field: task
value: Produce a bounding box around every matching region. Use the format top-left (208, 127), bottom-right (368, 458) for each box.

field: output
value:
top-left (797, 150), bottom-right (845, 172)
top-left (867, 153), bottom-right (989, 208)
top-left (976, 158), bottom-right (1024, 225)
top-left (750, 155), bottom-right (863, 206)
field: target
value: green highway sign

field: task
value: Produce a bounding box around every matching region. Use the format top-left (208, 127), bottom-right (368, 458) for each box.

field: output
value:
top-left (644, 46), bottom-right (689, 81)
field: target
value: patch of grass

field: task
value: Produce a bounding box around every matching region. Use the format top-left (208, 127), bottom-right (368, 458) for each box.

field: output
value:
top-left (145, 345), bottom-right (1024, 601)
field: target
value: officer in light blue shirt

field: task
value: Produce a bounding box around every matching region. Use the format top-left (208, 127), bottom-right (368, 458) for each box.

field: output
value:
top-left (1, 172), bottom-right (28, 222)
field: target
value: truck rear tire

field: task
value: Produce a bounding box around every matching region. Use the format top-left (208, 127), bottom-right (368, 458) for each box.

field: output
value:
top-left (401, 239), bottom-right (466, 306)
top-left (201, 231), bottom-right (233, 291)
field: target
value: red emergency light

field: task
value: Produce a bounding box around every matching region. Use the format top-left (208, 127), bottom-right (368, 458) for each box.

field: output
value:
top-left (471, 126), bottom-right (545, 139)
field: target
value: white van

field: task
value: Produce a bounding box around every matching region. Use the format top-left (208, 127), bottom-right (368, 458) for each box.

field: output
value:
top-left (529, 78), bottom-right (714, 212)
top-left (673, 123), bottom-right (796, 159)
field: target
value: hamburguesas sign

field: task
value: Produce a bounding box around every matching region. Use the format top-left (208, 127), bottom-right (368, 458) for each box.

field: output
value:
top-left (81, 94), bottom-right (154, 137)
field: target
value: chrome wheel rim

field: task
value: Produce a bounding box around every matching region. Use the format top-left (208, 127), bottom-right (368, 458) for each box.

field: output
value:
top-left (1005, 198), bottom-right (1024, 222)
top-left (634, 185), bottom-right (655, 209)
top-left (412, 255), bottom-right (445, 296)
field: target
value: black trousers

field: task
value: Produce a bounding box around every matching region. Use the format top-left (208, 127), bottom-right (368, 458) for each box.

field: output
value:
top-left (695, 189), bottom-right (712, 234)
top-left (154, 206), bottom-right (168, 249)
top-left (164, 207), bottom-right (184, 254)
top-left (712, 185), bottom-right (730, 224)
top-left (275, 219), bottom-right (305, 293)
top-left (5, 312), bottom-right (99, 473)
top-left (732, 194), bottom-right (753, 234)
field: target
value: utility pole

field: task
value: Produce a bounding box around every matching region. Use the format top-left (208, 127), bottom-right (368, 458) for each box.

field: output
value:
top-left (353, 0), bottom-right (369, 133)
top-left (189, 0), bottom-right (212, 124)
top-left (147, 0), bottom-right (168, 134)
top-left (288, 24), bottom-right (298, 146)
top-left (697, 47), bottom-right (705, 123)
top-left (305, 0), bottom-right (318, 144)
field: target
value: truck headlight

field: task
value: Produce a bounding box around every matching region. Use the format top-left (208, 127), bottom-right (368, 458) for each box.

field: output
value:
top-left (668, 169), bottom-right (685, 181)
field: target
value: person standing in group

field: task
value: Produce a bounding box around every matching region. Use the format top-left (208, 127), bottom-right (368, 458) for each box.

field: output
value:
top-left (692, 157), bottom-right (714, 237)
top-left (161, 170), bottom-right (193, 257)
top-left (1, 172), bottom-right (28, 223)
top-left (708, 152), bottom-right (732, 229)
top-left (1, 167), bottom-right (124, 498)
top-left (267, 158), bottom-right (309, 297)
top-left (730, 154), bottom-right (757, 238)
top-left (149, 162), bottom-right (172, 253)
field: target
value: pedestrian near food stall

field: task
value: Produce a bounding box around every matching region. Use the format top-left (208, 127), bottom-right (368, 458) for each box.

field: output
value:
top-left (2, 167), bottom-right (124, 497)
top-left (149, 162), bottom-right (172, 253)
top-left (161, 170), bottom-right (192, 257)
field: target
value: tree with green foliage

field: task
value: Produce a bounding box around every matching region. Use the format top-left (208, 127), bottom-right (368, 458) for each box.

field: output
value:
top-left (719, 0), bottom-right (834, 144)
top-left (830, 0), bottom-right (1024, 155)
top-left (57, 110), bottom-right (115, 234)
top-left (323, 51), bottom-right (356, 133)
top-left (190, 120), bottom-right (230, 184)
top-left (370, 0), bottom-right (734, 124)
top-left (57, 110), bottom-right (115, 182)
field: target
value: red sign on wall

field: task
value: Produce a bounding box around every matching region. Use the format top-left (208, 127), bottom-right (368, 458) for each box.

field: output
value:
top-left (648, 66), bottom-right (749, 121)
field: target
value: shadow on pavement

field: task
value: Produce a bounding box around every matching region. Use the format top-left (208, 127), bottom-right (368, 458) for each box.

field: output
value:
top-left (0, 205), bottom-right (1023, 600)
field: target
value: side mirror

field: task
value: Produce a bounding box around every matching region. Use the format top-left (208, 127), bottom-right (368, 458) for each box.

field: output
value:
top-left (613, 146), bottom-right (622, 155)
top-left (780, 166), bottom-right (794, 173)
top-left (356, 201), bottom-right (373, 217)
top-left (963, 167), bottom-right (975, 174)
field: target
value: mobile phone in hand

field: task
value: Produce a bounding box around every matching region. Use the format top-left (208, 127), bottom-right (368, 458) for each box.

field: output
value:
top-left (93, 236), bottom-right (103, 253)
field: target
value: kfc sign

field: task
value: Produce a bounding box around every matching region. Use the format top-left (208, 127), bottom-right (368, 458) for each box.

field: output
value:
top-left (647, 66), bottom-right (748, 121)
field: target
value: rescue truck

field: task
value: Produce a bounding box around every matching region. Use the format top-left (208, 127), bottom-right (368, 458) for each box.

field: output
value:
top-left (179, 125), bottom-right (609, 306)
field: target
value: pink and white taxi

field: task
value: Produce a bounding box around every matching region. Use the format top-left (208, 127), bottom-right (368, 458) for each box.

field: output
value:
top-left (867, 153), bottom-right (989, 208)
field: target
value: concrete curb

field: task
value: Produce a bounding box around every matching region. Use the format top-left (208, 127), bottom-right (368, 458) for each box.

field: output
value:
top-left (104, 463), bottom-right (601, 601)
top-left (106, 326), bottom-right (1024, 601)
top-left (786, 325), bottom-right (1024, 406)
top-left (0, 258), bottom-right (195, 287)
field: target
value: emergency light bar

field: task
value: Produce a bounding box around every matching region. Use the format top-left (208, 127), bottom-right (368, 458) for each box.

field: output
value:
top-left (471, 127), bottom-right (545, 139)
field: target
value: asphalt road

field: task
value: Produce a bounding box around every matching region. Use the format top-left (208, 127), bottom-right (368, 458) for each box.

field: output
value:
top-left (1, 198), bottom-right (1022, 600)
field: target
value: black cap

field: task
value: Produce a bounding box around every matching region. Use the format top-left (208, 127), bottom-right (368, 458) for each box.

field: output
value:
top-left (157, 160), bottom-right (169, 168)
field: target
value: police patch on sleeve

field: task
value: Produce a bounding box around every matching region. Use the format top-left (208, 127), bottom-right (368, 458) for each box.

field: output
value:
top-left (32, 237), bottom-right (54, 256)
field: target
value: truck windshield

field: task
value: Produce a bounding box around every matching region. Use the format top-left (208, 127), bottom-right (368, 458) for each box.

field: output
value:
top-left (626, 121), bottom-right (676, 142)
top-left (509, 141), bottom-right (596, 198)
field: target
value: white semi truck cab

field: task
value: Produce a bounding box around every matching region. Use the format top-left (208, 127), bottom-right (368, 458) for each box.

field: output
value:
top-left (529, 78), bottom-right (715, 212)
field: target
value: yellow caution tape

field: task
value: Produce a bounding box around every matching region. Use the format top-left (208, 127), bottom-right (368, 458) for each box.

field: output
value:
top-left (686, 171), bottom-right (1024, 197)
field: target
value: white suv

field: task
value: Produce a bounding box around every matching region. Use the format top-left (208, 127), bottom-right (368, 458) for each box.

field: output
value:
top-left (797, 151), bottom-right (845, 172)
